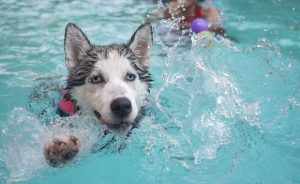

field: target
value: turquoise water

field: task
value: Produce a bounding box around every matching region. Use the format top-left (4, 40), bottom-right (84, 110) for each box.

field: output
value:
top-left (1, 0), bottom-right (300, 183)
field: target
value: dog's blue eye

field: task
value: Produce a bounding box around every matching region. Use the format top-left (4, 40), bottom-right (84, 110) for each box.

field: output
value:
top-left (126, 73), bottom-right (136, 81)
top-left (91, 76), bottom-right (103, 84)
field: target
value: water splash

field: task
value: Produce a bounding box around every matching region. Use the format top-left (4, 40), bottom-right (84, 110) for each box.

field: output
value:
top-left (142, 22), bottom-right (299, 175)
top-left (0, 108), bottom-right (102, 183)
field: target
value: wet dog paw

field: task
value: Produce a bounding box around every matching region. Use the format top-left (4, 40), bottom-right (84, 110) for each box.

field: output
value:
top-left (44, 135), bottom-right (80, 167)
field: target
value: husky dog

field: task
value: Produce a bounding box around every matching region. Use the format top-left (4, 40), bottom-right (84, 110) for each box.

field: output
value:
top-left (44, 22), bottom-right (153, 166)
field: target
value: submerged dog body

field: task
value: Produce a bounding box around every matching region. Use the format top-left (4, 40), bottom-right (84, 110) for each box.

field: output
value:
top-left (44, 22), bottom-right (153, 166)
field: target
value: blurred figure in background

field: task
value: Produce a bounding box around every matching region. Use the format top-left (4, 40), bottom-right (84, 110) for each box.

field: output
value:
top-left (148, 0), bottom-right (225, 36)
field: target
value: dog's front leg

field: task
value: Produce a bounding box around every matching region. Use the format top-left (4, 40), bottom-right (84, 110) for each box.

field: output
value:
top-left (43, 135), bottom-right (80, 167)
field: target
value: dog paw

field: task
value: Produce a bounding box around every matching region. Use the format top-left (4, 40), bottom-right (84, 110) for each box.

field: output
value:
top-left (44, 135), bottom-right (80, 167)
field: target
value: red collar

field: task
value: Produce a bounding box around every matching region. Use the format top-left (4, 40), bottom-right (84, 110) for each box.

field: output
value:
top-left (58, 98), bottom-right (76, 116)
top-left (57, 89), bottom-right (78, 116)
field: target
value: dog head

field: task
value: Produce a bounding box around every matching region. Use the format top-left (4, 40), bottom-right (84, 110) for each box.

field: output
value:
top-left (64, 23), bottom-right (152, 134)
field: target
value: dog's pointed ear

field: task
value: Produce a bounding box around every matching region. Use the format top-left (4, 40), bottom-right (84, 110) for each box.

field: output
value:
top-left (128, 23), bottom-right (153, 67)
top-left (64, 23), bottom-right (91, 70)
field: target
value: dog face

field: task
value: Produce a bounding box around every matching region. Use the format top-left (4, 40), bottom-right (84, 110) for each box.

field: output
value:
top-left (64, 23), bottom-right (152, 133)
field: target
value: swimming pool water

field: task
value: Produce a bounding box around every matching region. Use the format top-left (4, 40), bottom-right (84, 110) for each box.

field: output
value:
top-left (0, 0), bottom-right (300, 183)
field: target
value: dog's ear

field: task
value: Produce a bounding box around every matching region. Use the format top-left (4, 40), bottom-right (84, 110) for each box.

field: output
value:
top-left (128, 23), bottom-right (152, 67)
top-left (64, 23), bottom-right (91, 70)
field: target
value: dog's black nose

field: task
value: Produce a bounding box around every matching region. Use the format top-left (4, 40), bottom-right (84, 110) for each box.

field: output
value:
top-left (111, 97), bottom-right (132, 118)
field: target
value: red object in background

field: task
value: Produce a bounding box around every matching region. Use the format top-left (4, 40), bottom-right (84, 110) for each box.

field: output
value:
top-left (195, 5), bottom-right (203, 17)
top-left (185, 5), bottom-right (203, 23)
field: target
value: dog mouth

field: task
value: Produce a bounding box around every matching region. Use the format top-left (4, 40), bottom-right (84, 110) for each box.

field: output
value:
top-left (93, 110), bottom-right (129, 126)
top-left (93, 110), bottom-right (107, 125)
top-left (93, 110), bottom-right (101, 120)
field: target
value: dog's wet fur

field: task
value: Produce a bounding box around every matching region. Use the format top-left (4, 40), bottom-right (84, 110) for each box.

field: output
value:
top-left (44, 22), bottom-right (152, 166)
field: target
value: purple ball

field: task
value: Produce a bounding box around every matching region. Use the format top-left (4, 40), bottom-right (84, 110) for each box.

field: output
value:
top-left (191, 18), bottom-right (208, 34)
